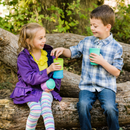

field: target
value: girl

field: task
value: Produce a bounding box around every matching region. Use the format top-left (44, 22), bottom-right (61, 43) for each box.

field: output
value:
top-left (10, 23), bottom-right (62, 130)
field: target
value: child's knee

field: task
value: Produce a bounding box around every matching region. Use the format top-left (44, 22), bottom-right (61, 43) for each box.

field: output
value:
top-left (78, 100), bottom-right (92, 111)
top-left (30, 108), bottom-right (42, 117)
top-left (30, 105), bottom-right (42, 116)
top-left (104, 104), bottom-right (118, 115)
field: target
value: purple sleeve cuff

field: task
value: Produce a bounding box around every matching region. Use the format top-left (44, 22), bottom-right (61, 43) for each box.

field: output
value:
top-left (51, 91), bottom-right (62, 101)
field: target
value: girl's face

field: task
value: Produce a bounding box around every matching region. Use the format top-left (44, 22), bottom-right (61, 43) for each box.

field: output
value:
top-left (90, 18), bottom-right (110, 40)
top-left (31, 28), bottom-right (46, 52)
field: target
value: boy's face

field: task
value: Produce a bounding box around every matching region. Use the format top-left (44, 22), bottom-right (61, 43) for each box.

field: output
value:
top-left (90, 18), bottom-right (110, 40)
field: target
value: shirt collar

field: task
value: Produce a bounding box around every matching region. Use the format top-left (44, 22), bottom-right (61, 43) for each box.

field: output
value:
top-left (93, 33), bottom-right (113, 45)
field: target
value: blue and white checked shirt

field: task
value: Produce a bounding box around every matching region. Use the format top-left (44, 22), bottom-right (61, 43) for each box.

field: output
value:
top-left (70, 34), bottom-right (123, 93)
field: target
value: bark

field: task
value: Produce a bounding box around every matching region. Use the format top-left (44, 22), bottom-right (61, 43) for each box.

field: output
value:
top-left (0, 82), bottom-right (130, 129)
top-left (0, 28), bottom-right (18, 72)
top-left (60, 70), bottom-right (80, 97)
top-left (0, 29), bottom-right (130, 72)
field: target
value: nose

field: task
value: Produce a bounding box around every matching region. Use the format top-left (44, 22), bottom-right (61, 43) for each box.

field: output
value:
top-left (91, 25), bottom-right (94, 30)
top-left (43, 38), bottom-right (46, 42)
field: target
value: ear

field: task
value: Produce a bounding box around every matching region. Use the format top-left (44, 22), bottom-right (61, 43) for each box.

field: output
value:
top-left (106, 24), bottom-right (111, 31)
top-left (26, 39), bottom-right (30, 44)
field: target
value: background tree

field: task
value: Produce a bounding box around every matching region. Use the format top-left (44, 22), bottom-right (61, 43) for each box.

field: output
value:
top-left (0, 0), bottom-right (103, 35)
top-left (0, 0), bottom-right (130, 43)
top-left (38, 0), bottom-right (103, 34)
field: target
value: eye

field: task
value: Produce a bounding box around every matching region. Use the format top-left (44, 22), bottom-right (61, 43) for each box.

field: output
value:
top-left (94, 26), bottom-right (97, 28)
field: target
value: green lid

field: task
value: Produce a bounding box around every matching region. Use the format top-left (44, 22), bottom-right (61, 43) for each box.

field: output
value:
top-left (46, 78), bottom-right (55, 89)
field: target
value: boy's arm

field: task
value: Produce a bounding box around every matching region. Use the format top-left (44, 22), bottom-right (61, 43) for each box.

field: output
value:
top-left (90, 52), bottom-right (122, 77)
top-left (51, 47), bottom-right (71, 59)
top-left (100, 58), bottom-right (120, 77)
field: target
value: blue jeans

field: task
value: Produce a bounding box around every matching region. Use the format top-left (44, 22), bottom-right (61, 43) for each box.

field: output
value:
top-left (77, 89), bottom-right (119, 130)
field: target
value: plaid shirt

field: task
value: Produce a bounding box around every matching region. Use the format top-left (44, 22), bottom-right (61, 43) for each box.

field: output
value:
top-left (70, 34), bottom-right (123, 93)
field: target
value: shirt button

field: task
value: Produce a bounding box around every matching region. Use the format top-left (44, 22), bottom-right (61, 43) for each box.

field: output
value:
top-left (39, 72), bottom-right (43, 75)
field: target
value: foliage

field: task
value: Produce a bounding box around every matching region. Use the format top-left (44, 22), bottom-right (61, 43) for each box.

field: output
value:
top-left (112, 0), bottom-right (130, 44)
top-left (0, 0), bottom-right (95, 35)
top-left (0, 0), bottom-right (44, 33)
top-left (1, 0), bottom-right (130, 44)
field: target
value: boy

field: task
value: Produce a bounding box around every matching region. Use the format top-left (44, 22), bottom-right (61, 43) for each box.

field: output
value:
top-left (51, 5), bottom-right (123, 130)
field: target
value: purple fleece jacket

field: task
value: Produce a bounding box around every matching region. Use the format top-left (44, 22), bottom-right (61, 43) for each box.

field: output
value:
top-left (10, 44), bottom-right (62, 104)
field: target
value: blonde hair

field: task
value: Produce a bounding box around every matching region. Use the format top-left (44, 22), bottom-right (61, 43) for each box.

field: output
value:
top-left (18, 23), bottom-right (45, 53)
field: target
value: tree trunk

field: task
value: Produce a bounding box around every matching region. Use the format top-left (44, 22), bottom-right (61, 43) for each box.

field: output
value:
top-left (0, 81), bottom-right (130, 129)
top-left (0, 29), bottom-right (130, 72)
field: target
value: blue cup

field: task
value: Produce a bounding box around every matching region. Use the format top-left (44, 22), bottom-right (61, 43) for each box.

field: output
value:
top-left (89, 48), bottom-right (100, 65)
top-left (53, 70), bottom-right (63, 79)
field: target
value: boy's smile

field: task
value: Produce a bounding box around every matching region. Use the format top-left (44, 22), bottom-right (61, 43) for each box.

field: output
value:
top-left (90, 18), bottom-right (110, 40)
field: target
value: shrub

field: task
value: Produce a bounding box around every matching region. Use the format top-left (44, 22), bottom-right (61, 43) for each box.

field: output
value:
top-left (0, 0), bottom-right (94, 36)
top-left (112, 2), bottom-right (130, 44)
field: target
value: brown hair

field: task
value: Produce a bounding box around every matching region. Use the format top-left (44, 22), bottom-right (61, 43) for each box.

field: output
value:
top-left (18, 23), bottom-right (45, 53)
top-left (90, 5), bottom-right (115, 28)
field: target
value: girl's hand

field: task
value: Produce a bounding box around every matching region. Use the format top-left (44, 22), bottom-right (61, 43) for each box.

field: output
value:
top-left (89, 53), bottom-right (104, 65)
top-left (47, 62), bottom-right (61, 74)
top-left (44, 88), bottom-right (54, 93)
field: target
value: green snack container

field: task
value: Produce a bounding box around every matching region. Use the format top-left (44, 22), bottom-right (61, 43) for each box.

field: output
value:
top-left (89, 48), bottom-right (100, 65)
top-left (54, 58), bottom-right (63, 70)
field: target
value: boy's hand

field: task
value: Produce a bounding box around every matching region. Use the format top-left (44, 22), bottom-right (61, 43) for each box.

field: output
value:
top-left (89, 53), bottom-right (104, 65)
top-left (47, 62), bottom-right (61, 74)
top-left (51, 47), bottom-right (64, 59)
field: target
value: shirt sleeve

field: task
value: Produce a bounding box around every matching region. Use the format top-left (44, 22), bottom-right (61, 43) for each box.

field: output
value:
top-left (70, 39), bottom-right (84, 58)
top-left (113, 45), bottom-right (123, 71)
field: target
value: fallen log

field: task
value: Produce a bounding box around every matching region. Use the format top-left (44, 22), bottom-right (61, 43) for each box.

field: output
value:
top-left (0, 28), bottom-right (130, 72)
top-left (1, 28), bottom-right (130, 129)
top-left (0, 28), bottom-right (18, 72)
top-left (60, 70), bottom-right (80, 97)
top-left (0, 81), bottom-right (130, 130)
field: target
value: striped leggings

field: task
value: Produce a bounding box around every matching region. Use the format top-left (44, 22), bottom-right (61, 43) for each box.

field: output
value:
top-left (26, 91), bottom-right (54, 130)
